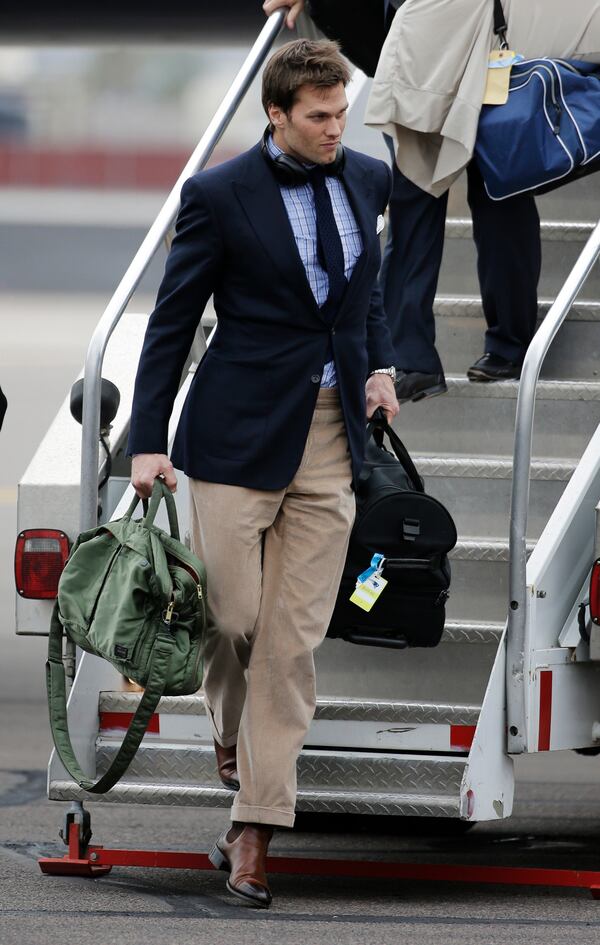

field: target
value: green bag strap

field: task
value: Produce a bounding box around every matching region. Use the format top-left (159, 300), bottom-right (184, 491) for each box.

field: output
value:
top-left (46, 602), bottom-right (175, 794)
top-left (123, 478), bottom-right (180, 540)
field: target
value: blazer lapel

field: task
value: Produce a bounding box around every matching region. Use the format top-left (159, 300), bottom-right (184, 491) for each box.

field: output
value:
top-left (233, 146), bottom-right (320, 318)
top-left (330, 152), bottom-right (377, 324)
top-left (341, 154), bottom-right (375, 270)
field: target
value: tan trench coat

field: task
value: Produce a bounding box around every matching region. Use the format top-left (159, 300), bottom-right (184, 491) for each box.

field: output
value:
top-left (365, 0), bottom-right (600, 196)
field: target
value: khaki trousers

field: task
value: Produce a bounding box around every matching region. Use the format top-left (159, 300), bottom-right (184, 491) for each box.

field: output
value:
top-left (189, 388), bottom-right (355, 827)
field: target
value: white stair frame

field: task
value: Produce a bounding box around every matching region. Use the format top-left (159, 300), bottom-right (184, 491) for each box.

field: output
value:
top-left (521, 426), bottom-right (600, 753)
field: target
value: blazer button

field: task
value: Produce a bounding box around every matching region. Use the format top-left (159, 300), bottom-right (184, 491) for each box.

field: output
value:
top-left (311, 374), bottom-right (321, 384)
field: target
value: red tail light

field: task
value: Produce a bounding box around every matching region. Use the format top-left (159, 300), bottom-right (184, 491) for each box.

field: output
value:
top-left (590, 559), bottom-right (600, 625)
top-left (14, 529), bottom-right (69, 600)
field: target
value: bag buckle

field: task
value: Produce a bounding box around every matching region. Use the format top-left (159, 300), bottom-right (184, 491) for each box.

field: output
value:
top-left (403, 518), bottom-right (420, 542)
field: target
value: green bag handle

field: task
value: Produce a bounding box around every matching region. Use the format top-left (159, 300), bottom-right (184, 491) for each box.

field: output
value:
top-left (46, 603), bottom-right (175, 794)
top-left (123, 478), bottom-right (180, 541)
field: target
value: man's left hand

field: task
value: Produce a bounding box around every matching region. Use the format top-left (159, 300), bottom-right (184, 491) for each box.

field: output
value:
top-left (366, 373), bottom-right (400, 424)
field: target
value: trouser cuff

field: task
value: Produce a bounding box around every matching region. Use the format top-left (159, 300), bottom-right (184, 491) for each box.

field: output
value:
top-left (231, 803), bottom-right (295, 829)
top-left (484, 335), bottom-right (527, 364)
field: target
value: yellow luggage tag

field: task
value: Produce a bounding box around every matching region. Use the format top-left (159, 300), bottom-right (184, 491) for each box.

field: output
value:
top-left (350, 553), bottom-right (388, 613)
top-left (483, 50), bottom-right (523, 106)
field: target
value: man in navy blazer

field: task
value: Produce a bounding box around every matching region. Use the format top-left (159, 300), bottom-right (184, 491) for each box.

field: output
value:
top-left (129, 39), bottom-right (398, 908)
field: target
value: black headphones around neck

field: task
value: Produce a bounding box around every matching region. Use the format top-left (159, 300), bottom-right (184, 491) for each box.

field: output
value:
top-left (261, 126), bottom-right (345, 186)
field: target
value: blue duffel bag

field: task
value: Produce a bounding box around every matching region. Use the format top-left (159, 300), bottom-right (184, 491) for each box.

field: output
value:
top-left (474, 57), bottom-right (600, 200)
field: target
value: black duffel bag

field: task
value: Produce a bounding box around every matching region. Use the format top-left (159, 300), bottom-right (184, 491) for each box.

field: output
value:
top-left (327, 411), bottom-right (457, 649)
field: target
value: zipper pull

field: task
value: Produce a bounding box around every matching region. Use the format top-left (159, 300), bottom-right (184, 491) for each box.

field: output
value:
top-left (163, 597), bottom-right (176, 626)
top-left (197, 583), bottom-right (203, 600)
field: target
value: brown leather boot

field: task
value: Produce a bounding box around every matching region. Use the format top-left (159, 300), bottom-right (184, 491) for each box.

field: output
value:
top-left (213, 740), bottom-right (240, 791)
top-left (209, 823), bottom-right (274, 908)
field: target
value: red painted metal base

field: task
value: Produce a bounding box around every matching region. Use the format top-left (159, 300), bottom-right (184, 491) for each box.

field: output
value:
top-left (39, 823), bottom-right (112, 877)
top-left (38, 825), bottom-right (600, 897)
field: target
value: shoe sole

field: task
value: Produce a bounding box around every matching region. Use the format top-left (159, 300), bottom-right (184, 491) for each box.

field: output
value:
top-left (209, 844), bottom-right (271, 909)
top-left (225, 879), bottom-right (272, 909)
top-left (467, 370), bottom-right (520, 383)
top-left (397, 382), bottom-right (448, 405)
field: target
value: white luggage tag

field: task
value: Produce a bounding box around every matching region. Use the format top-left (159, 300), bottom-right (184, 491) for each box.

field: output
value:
top-left (483, 50), bottom-right (524, 105)
top-left (350, 552), bottom-right (388, 612)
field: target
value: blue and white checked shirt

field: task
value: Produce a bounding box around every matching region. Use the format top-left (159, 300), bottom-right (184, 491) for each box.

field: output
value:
top-left (267, 135), bottom-right (363, 388)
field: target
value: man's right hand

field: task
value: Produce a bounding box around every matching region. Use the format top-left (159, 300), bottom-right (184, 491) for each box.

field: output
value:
top-left (131, 454), bottom-right (177, 499)
top-left (262, 0), bottom-right (305, 30)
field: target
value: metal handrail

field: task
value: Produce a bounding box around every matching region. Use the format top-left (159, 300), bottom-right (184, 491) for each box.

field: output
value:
top-left (79, 10), bottom-right (287, 531)
top-left (506, 219), bottom-right (600, 754)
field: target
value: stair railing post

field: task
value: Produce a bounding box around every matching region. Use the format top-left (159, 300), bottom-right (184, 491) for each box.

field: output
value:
top-left (79, 9), bottom-right (288, 533)
top-left (507, 220), bottom-right (600, 753)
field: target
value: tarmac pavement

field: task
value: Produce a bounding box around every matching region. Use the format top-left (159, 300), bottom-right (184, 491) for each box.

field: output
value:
top-left (2, 701), bottom-right (600, 945)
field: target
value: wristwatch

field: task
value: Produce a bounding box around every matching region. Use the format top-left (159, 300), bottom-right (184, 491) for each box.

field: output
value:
top-left (369, 366), bottom-right (397, 383)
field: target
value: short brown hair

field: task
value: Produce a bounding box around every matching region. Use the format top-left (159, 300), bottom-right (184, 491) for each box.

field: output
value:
top-left (261, 39), bottom-right (351, 117)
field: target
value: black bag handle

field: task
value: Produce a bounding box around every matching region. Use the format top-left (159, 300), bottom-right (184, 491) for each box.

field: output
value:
top-left (365, 408), bottom-right (424, 493)
top-left (493, 0), bottom-right (508, 47)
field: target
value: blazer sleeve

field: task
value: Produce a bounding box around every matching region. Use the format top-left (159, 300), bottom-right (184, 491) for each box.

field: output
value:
top-left (128, 176), bottom-right (224, 456)
top-left (366, 161), bottom-right (397, 373)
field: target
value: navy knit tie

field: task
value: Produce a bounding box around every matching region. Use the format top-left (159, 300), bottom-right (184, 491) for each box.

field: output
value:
top-left (309, 165), bottom-right (347, 308)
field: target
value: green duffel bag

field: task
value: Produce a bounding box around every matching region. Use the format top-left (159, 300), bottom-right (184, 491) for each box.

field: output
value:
top-left (47, 478), bottom-right (213, 793)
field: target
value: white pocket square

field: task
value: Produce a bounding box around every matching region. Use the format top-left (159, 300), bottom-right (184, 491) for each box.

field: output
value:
top-left (376, 214), bottom-right (386, 234)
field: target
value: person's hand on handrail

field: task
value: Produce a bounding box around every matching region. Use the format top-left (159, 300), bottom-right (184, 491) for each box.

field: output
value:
top-left (262, 0), bottom-right (305, 30)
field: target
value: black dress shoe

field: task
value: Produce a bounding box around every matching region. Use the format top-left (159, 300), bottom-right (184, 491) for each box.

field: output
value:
top-left (394, 370), bottom-right (447, 404)
top-left (467, 353), bottom-right (521, 382)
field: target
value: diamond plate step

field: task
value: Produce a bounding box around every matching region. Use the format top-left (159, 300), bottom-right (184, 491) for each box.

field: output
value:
top-left (447, 537), bottom-right (535, 623)
top-left (97, 692), bottom-right (480, 753)
top-left (441, 220), bottom-right (600, 297)
top-left (315, 638), bottom-right (496, 704)
top-left (48, 779), bottom-right (462, 818)
top-left (442, 620), bottom-right (503, 644)
top-left (446, 218), bottom-right (595, 242)
top-left (434, 296), bottom-right (600, 321)
top-left (414, 455), bottom-right (575, 481)
top-left (394, 376), bottom-right (600, 459)
top-left (451, 538), bottom-right (534, 562)
top-left (414, 454), bottom-right (575, 539)
top-left (51, 747), bottom-right (466, 817)
top-left (93, 744), bottom-right (466, 796)
top-left (432, 296), bottom-right (600, 379)
top-left (99, 691), bottom-right (481, 725)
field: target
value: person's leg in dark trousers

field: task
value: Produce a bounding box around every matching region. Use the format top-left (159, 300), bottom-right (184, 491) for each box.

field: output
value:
top-left (381, 135), bottom-right (448, 401)
top-left (466, 160), bottom-right (541, 380)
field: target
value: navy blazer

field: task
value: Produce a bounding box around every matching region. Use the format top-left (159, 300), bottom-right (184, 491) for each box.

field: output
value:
top-left (128, 142), bottom-right (396, 490)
